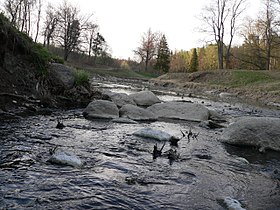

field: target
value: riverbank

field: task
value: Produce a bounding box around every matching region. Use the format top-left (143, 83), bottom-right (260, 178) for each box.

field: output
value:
top-left (151, 70), bottom-right (280, 108)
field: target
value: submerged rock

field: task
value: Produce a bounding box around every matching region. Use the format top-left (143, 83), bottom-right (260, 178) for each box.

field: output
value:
top-left (111, 117), bottom-right (138, 124)
top-left (130, 91), bottom-right (161, 106)
top-left (133, 127), bottom-right (177, 141)
top-left (83, 100), bottom-right (119, 119)
top-left (235, 157), bottom-right (250, 165)
top-left (120, 104), bottom-right (157, 121)
top-left (147, 102), bottom-right (209, 122)
top-left (220, 117), bottom-right (280, 152)
top-left (223, 197), bottom-right (246, 210)
top-left (48, 149), bottom-right (83, 167)
top-left (199, 120), bottom-right (225, 129)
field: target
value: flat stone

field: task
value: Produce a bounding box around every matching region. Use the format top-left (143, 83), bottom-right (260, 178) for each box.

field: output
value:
top-left (147, 102), bottom-right (209, 122)
top-left (133, 128), bottom-right (173, 141)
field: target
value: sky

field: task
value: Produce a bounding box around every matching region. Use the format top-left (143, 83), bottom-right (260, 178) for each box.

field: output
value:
top-left (46, 0), bottom-right (261, 59)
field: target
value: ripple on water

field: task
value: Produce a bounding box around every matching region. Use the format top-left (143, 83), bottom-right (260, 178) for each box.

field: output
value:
top-left (1, 97), bottom-right (280, 209)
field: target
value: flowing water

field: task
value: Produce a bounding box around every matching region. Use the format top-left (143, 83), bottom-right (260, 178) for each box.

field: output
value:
top-left (1, 79), bottom-right (280, 210)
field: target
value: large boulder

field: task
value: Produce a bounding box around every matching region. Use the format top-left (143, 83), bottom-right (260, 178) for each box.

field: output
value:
top-left (48, 63), bottom-right (75, 90)
top-left (129, 91), bottom-right (161, 106)
top-left (147, 102), bottom-right (209, 122)
top-left (119, 104), bottom-right (157, 121)
top-left (109, 92), bottom-right (136, 108)
top-left (83, 100), bottom-right (119, 119)
top-left (220, 117), bottom-right (280, 152)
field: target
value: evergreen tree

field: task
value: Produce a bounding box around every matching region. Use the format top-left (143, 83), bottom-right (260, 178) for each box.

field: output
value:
top-left (155, 34), bottom-right (170, 73)
top-left (189, 48), bottom-right (198, 72)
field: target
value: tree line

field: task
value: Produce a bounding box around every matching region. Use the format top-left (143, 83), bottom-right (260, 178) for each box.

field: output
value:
top-left (2, 0), bottom-right (108, 64)
top-left (134, 0), bottom-right (280, 72)
top-left (2, 0), bottom-right (280, 72)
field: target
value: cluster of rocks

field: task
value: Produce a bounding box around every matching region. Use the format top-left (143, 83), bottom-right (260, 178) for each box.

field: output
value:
top-left (83, 90), bottom-right (213, 123)
top-left (82, 89), bottom-right (280, 153)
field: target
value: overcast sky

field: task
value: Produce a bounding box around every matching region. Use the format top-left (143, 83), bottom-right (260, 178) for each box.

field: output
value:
top-left (47, 0), bottom-right (261, 59)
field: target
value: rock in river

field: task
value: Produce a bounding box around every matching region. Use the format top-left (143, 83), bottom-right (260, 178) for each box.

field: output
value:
top-left (83, 100), bottom-right (119, 119)
top-left (109, 92), bottom-right (136, 108)
top-left (147, 101), bottom-right (209, 122)
top-left (222, 197), bottom-right (246, 210)
top-left (120, 104), bottom-right (157, 121)
top-left (220, 117), bottom-right (280, 152)
top-left (130, 91), bottom-right (161, 106)
top-left (133, 127), bottom-right (176, 141)
top-left (111, 117), bottom-right (138, 124)
top-left (48, 149), bottom-right (83, 168)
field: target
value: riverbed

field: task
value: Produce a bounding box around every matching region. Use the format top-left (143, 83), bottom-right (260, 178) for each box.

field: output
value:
top-left (1, 78), bottom-right (280, 209)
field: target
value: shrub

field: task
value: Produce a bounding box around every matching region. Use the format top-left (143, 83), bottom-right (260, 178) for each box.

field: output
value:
top-left (74, 69), bottom-right (89, 86)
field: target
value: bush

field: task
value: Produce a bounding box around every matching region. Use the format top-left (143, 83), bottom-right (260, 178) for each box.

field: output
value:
top-left (74, 69), bottom-right (89, 86)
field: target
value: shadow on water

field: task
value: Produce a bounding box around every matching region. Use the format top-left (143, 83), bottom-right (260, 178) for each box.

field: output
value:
top-left (1, 80), bottom-right (280, 209)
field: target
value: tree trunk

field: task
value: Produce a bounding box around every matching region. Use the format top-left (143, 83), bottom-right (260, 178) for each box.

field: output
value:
top-left (145, 51), bottom-right (149, 71)
top-left (88, 34), bottom-right (93, 58)
top-left (34, 0), bottom-right (41, 43)
top-left (218, 41), bottom-right (224, 69)
top-left (64, 46), bottom-right (68, 61)
top-left (266, 45), bottom-right (271, 70)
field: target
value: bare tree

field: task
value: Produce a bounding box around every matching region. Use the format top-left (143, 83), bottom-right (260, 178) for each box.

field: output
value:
top-left (34, 0), bottom-right (41, 42)
top-left (4, 0), bottom-right (38, 37)
top-left (238, 17), bottom-right (266, 69)
top-left (4, 0), bottom-right (23, 24)
top-left (134, 28), bottom-right (160, 71)
top-left (54, 0), bottom-right (93, 61)
top-left (55, 0), bottom-right (81, 61)
top-left (258, 0), bottom-right (280, 70)
top-left (85, 22), bottom-right (98, 58)
top-left (42, 4), bottom-right (57, 48)
top-left (91, 32), bottom-right (106, 65)
top-left (225, 0), bottom-right (246, 68)
top-left (20, 0), bottom-right (36, 35)
top-left (201, 0), bottom-right (247, 69)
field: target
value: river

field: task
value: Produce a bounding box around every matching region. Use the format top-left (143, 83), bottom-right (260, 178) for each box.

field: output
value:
top-left (1, 78), bottom-right (280, 209)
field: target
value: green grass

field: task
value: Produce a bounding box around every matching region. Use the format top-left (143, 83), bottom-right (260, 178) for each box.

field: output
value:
top-left (230, 70), bottom-right (276, 87)
top-left (74, 69), bottom-right (90, 86)
top-left (207, 70), bottom-right (280, 90)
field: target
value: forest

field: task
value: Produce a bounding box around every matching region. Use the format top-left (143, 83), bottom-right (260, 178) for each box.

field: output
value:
top-left (1, 0), bottom-right (280, 73)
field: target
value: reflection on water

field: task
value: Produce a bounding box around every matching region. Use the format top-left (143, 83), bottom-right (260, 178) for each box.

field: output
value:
top-left (1, 81), bottom-right (280, 209)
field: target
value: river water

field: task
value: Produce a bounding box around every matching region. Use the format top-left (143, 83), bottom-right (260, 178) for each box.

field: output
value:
top-left (1, 78), bottom-right (280, 209)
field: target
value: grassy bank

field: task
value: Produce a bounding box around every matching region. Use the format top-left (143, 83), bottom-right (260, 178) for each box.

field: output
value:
top-left (155, 70), bottom-right (280, 104)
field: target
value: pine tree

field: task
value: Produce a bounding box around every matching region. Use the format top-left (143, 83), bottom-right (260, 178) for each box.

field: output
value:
top-left (189, 48), bottom-right (198, 72)
top-left (155, 34), bottom-right (170, 73)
